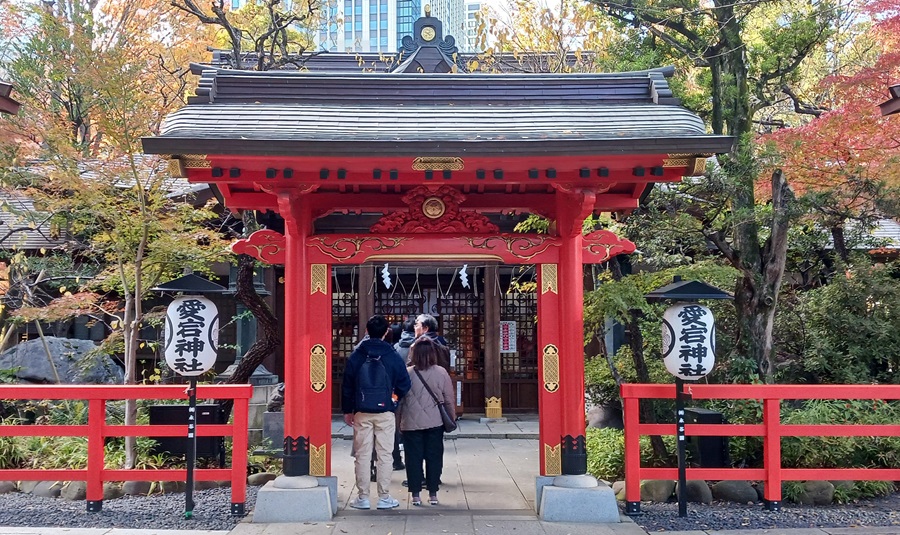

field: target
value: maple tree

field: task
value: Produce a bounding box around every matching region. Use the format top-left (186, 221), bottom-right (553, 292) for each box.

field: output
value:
top-left (0, 0), bottom-right (227, 468)
top-left (766, 0), bottom-right (900, 264)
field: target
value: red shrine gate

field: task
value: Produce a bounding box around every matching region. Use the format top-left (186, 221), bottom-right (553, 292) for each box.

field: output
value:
top-left (143, 12), bottom-right (731, 485)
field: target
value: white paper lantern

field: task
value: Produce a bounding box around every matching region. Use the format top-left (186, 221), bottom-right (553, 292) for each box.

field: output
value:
top-left (661, 303), bottom-right (715, 380)
top-left (163, 295), bottom-right (219, 376)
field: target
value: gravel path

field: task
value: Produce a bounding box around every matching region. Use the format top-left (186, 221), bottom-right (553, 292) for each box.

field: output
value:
top-left (627, 494), bottom-right (900, 532)
top-left (0, 487), bottom-right (258, 532)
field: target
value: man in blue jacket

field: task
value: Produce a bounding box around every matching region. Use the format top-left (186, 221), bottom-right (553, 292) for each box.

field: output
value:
top-left (342, 315), bottom-right (411, 510)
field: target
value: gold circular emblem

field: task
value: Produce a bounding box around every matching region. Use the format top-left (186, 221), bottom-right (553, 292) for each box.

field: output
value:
top-left (421, 26), bottom-right (436, 41)
top-left (422, 197), bottom-right (445, 219)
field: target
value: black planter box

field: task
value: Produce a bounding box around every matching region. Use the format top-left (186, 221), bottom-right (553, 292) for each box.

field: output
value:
top-left (148, 404), bottom-right (225, 465)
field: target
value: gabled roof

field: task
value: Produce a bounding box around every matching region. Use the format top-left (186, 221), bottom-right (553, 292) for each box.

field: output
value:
top-left (0, 81), bottom-right (20, 115)
top-left (143, 66), bottom-right (732, 158)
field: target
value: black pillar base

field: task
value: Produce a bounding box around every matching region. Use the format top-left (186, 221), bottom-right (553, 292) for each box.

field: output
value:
top-left (231, 502), bottom-right (246, 516)
top-left (86, 500), bottom-right (102, 512)
top-left (283, 435), bottom-right (310, 477)
top-left (625, 501), bottom-right (642, 516)
top-left (560, 434), bottom-right (587, 475)
top-left (765, 500), bottom-right (781, 512)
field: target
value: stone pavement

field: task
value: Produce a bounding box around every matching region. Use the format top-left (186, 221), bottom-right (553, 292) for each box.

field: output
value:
top-left (4, 415), bottom-right (900, 534)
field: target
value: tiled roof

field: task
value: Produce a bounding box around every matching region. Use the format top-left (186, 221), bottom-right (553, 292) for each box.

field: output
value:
top-left (143, 68), bottom-right (733, 157)
top-left (0, 191), bottom-right (69, 251)
top-left (870, 218), bottom-right (900, 249)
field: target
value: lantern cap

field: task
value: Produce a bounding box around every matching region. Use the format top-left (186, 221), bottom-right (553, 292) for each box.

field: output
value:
top-left (645, 278), bottom-right (732, 302)
top-left (151, 273), bottom-right (227, 294)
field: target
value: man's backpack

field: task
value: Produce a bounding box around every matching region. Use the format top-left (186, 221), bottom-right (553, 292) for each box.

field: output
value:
top-left (355, 354), bottom-right (393, 413)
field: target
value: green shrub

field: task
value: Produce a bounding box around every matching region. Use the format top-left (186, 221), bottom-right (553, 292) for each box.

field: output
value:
top-left (586, 427), bottom-right (677, 481)
top-left (798, 265), bottom-right (900, 385)
top-left (781, 399), bottom-right (900, 469)
top-left (586, 427), bottom-right (625, 481)
top-left (0, 434), bottom-right (26, 469)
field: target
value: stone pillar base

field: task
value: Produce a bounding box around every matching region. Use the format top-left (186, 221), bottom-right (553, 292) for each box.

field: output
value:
top-left (252, 477), bottom-right (334, 522)
top-left (535, 475), bottom-right (620, 523)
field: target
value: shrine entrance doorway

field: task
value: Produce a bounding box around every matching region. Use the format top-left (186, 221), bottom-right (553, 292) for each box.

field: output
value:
top-left (332, 265), bottom-right (540, 416)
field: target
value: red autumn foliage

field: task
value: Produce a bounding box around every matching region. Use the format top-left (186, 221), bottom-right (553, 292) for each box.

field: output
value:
top-left (764, 0), bottom-right (900, 199)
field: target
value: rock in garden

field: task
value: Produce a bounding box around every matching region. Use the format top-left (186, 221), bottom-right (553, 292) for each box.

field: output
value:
top-left (797, 480), bottom-right (834, 505)
top-left (0, 337), bottom-right (123, 384)
top-left (640, 479), bottom-right (676, 502)
top-left (0, 481), bottom-right (16, 494)
top-left (61, 481), bottom-right (87, 501)
top-left (677, 480), bottom-right (713, 504)
top-left (712, 480), bottom-right (759, 503)
top-left (122, 481), bottom-right (153, 495)
top-left (586, 404), bottom-right (624, 429)
top-left (102, 483), bottom-right (124, 500)
top-left (31, 481), bottom-right (62, 498)
top-left (160, 481), bottom-right (186, 493)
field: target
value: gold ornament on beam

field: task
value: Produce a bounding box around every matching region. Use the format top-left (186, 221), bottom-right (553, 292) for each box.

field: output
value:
top-left (411, 157), bottom-right (465, 171)
top-left (542, 344), bottom-right (560, 393)
top-left (310, 344), bottom-right (328, 393)
top-left (544, 443), bottom-right (562, 476)
top-left (541, 264), bottom-right (558, 294)
top-left (311, 264), bottom-right (328, 294)
top-left (310, 443), bottom-right (327, 476)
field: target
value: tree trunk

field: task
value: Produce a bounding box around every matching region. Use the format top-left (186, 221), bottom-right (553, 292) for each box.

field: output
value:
top-left (122, 293), bottom-right (139, 469)
top-left (830, 225), bottom-right (850, 264)
top-left (218, 252), bottom-right (281, 417)
top-left (730, 169), bottom-right (793, 382)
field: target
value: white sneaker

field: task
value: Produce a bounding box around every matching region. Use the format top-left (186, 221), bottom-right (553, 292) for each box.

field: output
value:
top-left (349, 497), bottom-right (370, 509)
top-left (376, 496), bottom-right (400, 509)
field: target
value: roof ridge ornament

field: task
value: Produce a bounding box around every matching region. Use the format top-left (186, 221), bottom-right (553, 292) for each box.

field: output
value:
top-left (395, 10), bottom-right (466, 73)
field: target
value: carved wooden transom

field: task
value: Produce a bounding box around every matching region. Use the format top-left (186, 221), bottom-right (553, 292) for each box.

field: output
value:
top-left (370, 186), bottom-right (500, 233)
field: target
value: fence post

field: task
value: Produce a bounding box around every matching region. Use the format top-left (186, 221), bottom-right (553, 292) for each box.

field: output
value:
top-left (230, 395), bottom-right (249, 516)
top-left (86, 398), bottom-right (105, 512)
top-left (623, 395), bottom-right (641, 515)
top-left (763, 397), bottom-right (782, 511)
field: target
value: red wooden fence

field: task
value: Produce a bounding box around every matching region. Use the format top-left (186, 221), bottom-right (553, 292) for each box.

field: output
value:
top-left (621, 383), bottom-right (900, 514)
top-left (0, 384), bottom-right (251, 515)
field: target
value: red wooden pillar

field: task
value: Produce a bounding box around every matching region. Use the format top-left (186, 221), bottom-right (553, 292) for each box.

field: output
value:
top-left (278, 192), bottom-right (333, 476)
top-left (555, 188), bottom-right (595, 475)
top-left (537, 263), bottom-right (563, 475)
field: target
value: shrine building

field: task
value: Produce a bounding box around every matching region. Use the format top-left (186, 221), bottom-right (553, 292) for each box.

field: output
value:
top-left (142, 11), bottom-right (732, 522)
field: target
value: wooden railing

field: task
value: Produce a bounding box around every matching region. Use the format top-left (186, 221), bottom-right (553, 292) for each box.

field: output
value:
top-left (621, 383), bottom-right (900, 514)
top-left (0, 384), bottom-right (251, 515)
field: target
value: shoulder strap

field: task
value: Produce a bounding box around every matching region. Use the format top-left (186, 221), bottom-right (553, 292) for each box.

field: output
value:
top-left (413, 368), bottom-right (441, 405)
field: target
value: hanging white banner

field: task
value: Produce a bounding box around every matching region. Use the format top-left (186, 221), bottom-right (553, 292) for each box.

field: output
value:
top-left (500, 320), bottom-right (517, 352)
top-left (163, 295), bottom-right (219, 376)
top-left (661, 303), bottom-right (715, 380)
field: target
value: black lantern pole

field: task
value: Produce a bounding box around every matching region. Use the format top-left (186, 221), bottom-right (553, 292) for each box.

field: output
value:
top-left (645, 276), bottom-right (732, 518)
top-left (152, 273), bottom-right (227, 520)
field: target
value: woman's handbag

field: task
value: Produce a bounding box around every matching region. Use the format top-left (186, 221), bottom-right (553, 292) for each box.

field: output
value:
top-left (414, 369), bottom-right (457, 433)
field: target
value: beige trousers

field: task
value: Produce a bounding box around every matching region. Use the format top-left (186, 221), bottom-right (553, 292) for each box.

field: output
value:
top-left (352, 411), bottom-right (396, 500)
